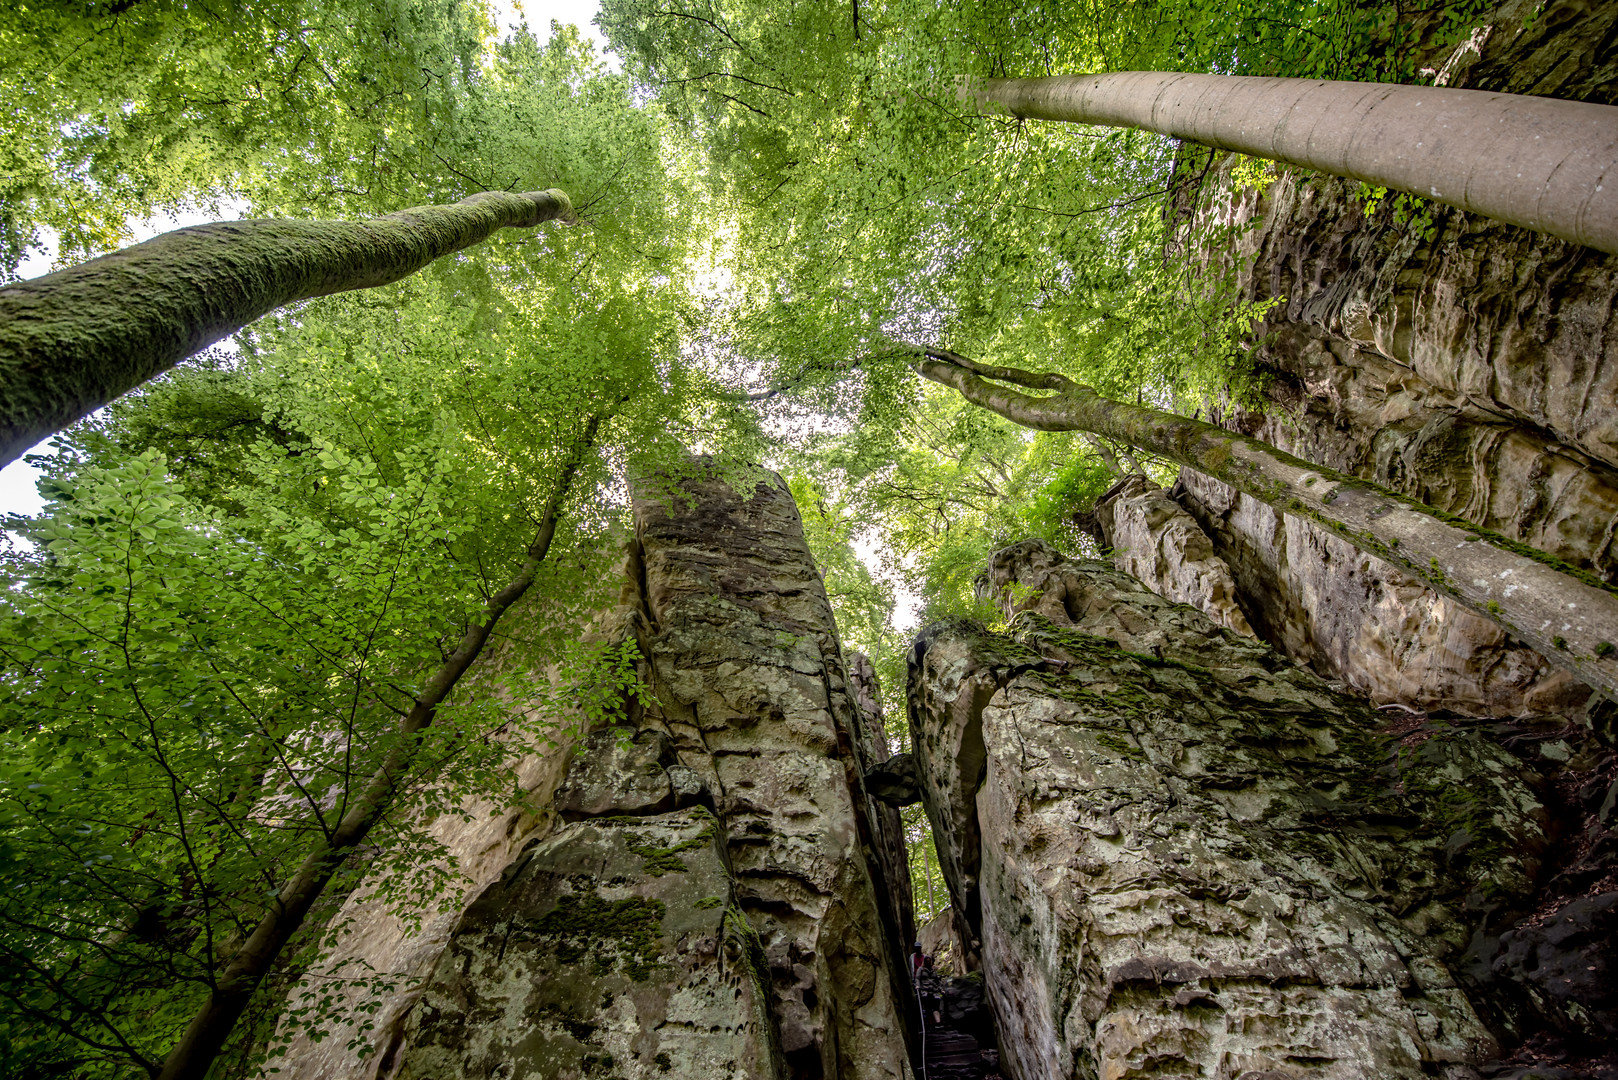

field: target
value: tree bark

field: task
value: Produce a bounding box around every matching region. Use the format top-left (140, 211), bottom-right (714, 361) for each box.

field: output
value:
top-left (961, 73), bottom-right (1618, 255)
top-left (912, 348), bottom-right (1618, 702)
top-left (153, 416), bottom-right (599, 1080)
top-left (1083, 434), bottom-right (1122, 475)
top-left (0, 189), bottom-right (575, 468)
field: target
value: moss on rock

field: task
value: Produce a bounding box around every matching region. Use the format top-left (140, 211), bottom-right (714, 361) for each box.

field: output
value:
top-left (536, 892), bottom-right (668, 982)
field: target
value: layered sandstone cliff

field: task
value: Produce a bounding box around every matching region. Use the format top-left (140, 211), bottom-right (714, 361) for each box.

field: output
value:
top-left (1137, 0), bottom-right (1618, 719)
top-left (272, 463), bottom-right (915, 1080)
top-left (907, 540), bottom-right (1572, 1079)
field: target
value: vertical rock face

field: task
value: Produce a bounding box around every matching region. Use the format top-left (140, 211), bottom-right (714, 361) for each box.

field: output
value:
top-left (1227, 322), bottom-right (1618, 584)
top-left (264, 585), bottom-right (619, 1080)
top-left (395, 809), bottom-right (779, 1080)
top-left (1144, 2), bottom-right (1618, 719)
top-left (1192, 0), bottom-right (1618, 479)
top-left (849, 649), bottom-right (917, 964)
top-left (908, 539), bottom-right (1552, 1080)
top-left (632, 464), bottom-right (914, 1080)
top-left (387, 462), bottom-right (914, 1080)
top-left (1091, 463), bottom-right (1579, 715)
top-left (1093, 473), bottom-right (1254, 638)
top-left (1175, 467), bottom-right (1589, 717)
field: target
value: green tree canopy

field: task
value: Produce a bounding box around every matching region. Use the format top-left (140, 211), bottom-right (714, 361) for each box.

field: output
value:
top-left (0, 18), bottom-right (763, 1074)
top-left (0, 0), bottom-right (1603, 1071)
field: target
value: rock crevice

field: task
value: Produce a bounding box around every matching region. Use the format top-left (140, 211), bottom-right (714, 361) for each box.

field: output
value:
top-left (387, 461), bottom-right (916, 1080)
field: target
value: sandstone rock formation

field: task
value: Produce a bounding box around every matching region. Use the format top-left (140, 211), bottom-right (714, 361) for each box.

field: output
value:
top-left (908, 539), bottom-right (1555, 1080)
top-left (394, 808), bottom-right (780, 1079)
top-left (629, 464), bottom-right (915, 1080)
top-left (1137, 0), bottom-right (1618, 720)
top-left (915, 910), bottom-right (960, 979)
top-left (292, 461), bottom-right (916, 1080)
top-left (265, 588), bottom-right (613, 1080)
top-left (1173, 468), bottom-right (1590, 716)
top-left (1092, 473), bottom-right (1253, 638)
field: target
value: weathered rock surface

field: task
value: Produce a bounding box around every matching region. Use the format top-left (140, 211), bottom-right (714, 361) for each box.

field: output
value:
top-left (915, 909), bottom-right (961, 979)
top-left (555, 728), bottom-right (678, 819)
top-left (1194, 0), bottom-right (1618, 477)
top-left (865, 753), bottom-right (920, 807)
top-left (279, 465), bottom-right (915, 1079)
top-left (395, 809), bottom-right (778, 1080)
top-left (1225, 322), bottom-right (1618, 583)
top-left (848, 649), bottom-right (918, 984)
top-left (908, 540), bottom-right (1555, 1080)
top-left (264, 583), bottom-right (613, 1080)
top-left (1086, 365), bottom-right (1593, 717)
top-left (632, 464), bottom-right (915, 1080)
top-left (1094, 473), bottom-right (1255, 638)
top-left (1176, 466), bottom-right (1589, 716)
top-left (1490, 892), bottom-right (1618, 1041)
top-left (1139, 2), bottom-right (1618, 717)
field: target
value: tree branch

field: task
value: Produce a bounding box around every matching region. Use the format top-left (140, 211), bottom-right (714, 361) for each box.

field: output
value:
top-left (911, 347), bottom-right (1618, 701)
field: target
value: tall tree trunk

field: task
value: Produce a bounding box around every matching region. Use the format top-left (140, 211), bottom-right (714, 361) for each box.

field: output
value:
top-left (0, 189), bottom-right (575, 468)
top-left (154, 416), bottom-right (600, 1080)
top-left (961, 73), bottom-right (1618, 254)
top-left (912, 348), bottom-right (1618, 702)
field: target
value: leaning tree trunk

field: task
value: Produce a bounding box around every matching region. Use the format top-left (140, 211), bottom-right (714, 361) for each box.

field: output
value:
top-left (154, 417), bottom-right (599, 1080)
top-left (0, 189), bottom-right (575, 468)
top-left (961, 73), bottom-right (1618, 255)
top-left (912, 349), bottom-right (1618, 703)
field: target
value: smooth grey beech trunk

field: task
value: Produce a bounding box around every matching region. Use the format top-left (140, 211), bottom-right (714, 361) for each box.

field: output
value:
top-left (0, 189), bottom-right (575, 468)
top-left (962, 73), bottom-right (1618, 254)
top-left (154, 417), bottom-right (599, 1080)
top-left (913, 349), bottom-right (1618, 702)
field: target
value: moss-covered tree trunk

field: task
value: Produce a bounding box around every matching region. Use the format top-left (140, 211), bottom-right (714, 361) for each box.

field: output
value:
top-left (961, 73), bottom-right (1618, 254)
top-left (913, 349), bottom-right (1618, 702)
top-left (0, 189), bottom-right (574, 467)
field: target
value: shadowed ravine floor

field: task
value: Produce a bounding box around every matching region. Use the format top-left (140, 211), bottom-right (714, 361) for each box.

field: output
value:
top-left (915, 977), bottom-right (1002, 1080)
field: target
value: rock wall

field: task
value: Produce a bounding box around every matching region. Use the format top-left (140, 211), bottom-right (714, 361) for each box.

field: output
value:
top-left (395, 806), bottom-right (779, 1079)
top-left (849, 648), bottom-right (917, 969)
top-left (270, 464), bottom-right (914, 1080)
top-left (1127, 0), bottom-right (1618, 719)
top-left (908, 540), bottom-right (1562, 1080)
top-left (1090, 463), bottom-right (1589, 715)
top-left (265, 578), bottom-right (636, 1079)
top-left (628, 464), bottom-right (915, 1080)
top-left (1092, 474), bottom-right (1254, 638)
top-left (1179, 469), bottom-right (1589, 716)
top-left (1199, 0), bottom-right (1618, 476)
top-left (382, 462), bottom-right (915, 1080)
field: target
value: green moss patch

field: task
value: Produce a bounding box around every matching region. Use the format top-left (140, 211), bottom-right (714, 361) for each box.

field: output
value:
top-left (535, 892), bottom-right (667, 981)
top-left (1093, 731), bottom-right (1148, 762)
top-left (629, 826), bottom-right (716, 876)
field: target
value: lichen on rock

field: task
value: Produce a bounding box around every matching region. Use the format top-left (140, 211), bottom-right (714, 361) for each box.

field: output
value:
top-left (910, 540), bottom-right (1556, 1079)
top-left (394, 810), bottom-right (780, 1080)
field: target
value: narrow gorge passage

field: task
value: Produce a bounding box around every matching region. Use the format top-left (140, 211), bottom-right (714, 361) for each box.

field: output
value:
top-left (254, 457), bottom-right (1613, 1080)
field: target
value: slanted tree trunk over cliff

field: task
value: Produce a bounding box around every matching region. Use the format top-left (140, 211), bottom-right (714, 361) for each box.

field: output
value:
top-left (912, 349), bottom-right (1618, 703)
top-left (0, 189), bottom-right (575, 468)
top-left (961, 73), bottom-right (1618, 254)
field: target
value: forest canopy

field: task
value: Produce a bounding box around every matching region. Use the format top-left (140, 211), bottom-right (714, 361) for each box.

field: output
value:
top-left (0, 0), bottom-right (1595, 1074)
